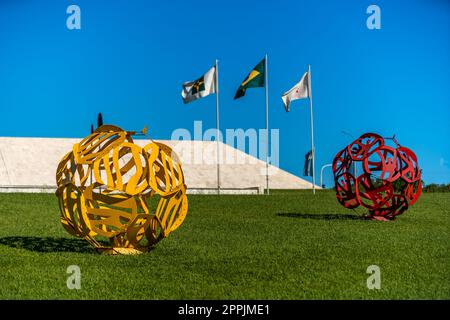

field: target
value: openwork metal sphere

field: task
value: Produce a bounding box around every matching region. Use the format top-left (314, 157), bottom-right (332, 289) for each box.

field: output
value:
top-left (332, 133), bottom-right (421, 220)
top-left (55, 125), bottom-right (188, 254)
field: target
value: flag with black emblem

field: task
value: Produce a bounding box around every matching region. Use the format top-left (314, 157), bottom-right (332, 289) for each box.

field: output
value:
top-left (181, 66), bottom-right (216, 104)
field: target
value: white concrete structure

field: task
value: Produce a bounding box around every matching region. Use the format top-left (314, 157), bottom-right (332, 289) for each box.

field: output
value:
top-left (0, 137), bottom-right (318, 194)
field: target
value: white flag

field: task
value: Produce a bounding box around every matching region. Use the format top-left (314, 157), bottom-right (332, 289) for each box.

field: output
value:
top-left (281, 71), bottom-right (309, 112)
top-left (181, 66), bottom-right (216, 104)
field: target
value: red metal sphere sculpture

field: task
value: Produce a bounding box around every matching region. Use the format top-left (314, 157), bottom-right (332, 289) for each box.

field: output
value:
top-left (332, 133), bottom-right (422, 220)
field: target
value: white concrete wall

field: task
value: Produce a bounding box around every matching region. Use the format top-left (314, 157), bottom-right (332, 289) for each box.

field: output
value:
top-left (0, 137), bottom-right (318, 192)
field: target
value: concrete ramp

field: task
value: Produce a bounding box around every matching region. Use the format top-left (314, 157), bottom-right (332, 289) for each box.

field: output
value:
top-left (0, 137), bottom-right (317, 193)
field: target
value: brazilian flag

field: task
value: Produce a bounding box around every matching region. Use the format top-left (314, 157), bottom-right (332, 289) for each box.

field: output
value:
top-left (234, 58), bottom-right (265, 99)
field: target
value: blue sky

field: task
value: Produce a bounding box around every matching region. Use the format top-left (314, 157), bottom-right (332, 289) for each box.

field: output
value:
top-left (0, 0), bottom-right (449, 187)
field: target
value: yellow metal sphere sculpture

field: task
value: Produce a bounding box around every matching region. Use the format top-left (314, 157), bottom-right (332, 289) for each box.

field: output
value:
top-left (55, 125), bottom-right (188, 255)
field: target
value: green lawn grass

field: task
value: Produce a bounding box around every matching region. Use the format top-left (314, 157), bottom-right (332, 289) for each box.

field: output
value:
top-left (0, 191), bottom-right (448, 299)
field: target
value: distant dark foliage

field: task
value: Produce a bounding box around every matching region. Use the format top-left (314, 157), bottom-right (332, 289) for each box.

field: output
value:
top-left (423, 183), bottom-right (450, 193)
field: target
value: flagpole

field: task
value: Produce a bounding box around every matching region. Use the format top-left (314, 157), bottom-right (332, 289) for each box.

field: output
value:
top-left (265, 54), bottom-right (270, 195)
top-left (215, 59), bottom-right (221, 195)
top-left (308, 64), bottom-right (316, 195)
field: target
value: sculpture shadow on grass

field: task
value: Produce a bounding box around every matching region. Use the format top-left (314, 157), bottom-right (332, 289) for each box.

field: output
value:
top-left (0, 236), bottom-right (97, 254)
top-left (276, 213), bottom-right (367, 221)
